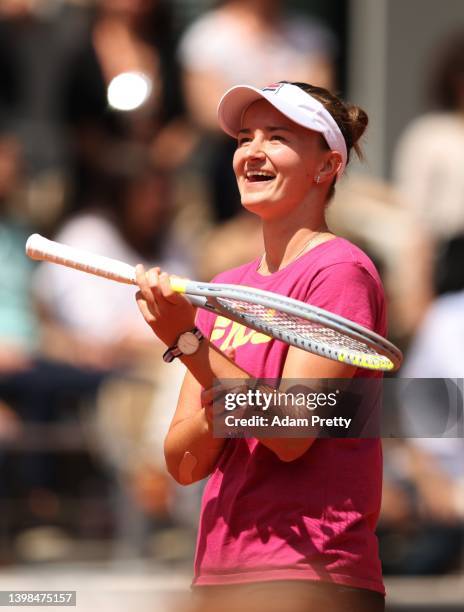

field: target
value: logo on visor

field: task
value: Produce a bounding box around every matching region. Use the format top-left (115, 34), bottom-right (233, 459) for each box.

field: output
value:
top-left (262, 82), bottom-right (284, 94)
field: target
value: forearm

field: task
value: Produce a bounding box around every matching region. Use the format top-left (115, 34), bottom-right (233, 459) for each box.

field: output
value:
top-left (164, 343), bottom-right (250, 482)
top-left (180, 339), bottom-right (250, 388)
top-left (251, 384), bottom-right (317, 461)
top-left (164, 409), bottom-right (226, 484)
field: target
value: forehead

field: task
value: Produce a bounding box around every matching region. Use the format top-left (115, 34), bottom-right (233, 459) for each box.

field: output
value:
top-left (240, 99), bottom-right (301, 132)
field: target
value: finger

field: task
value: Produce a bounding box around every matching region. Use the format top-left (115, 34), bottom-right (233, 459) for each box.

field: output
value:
top-left (147, 267), bottom-right (161, 288)
top-left (136, 264), bottom-right (156, 306)
top-left (136, 292), bottom-right (159, 324)
top-left (201, 384), bottom-right (233, 405)
top-left (201, 388), bottom-right (215, 407)
top-left (149, 267), bottom-right (168, 303)
top-left (135, 290), bottom-right (160, 317)
top-left (135, 263), bottom-right (146, 288)
top-left (158, 272), bottom-right (185, 304)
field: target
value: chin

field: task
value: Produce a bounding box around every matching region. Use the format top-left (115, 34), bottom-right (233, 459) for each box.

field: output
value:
top-left (240, 196), bottom-right (279, 218)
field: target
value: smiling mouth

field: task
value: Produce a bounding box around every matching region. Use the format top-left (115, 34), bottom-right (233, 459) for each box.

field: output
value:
top-left (246, 171), bottom-right (276, 183)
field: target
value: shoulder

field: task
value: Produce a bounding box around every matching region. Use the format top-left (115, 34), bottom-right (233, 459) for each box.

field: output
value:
top-left (210, 259), bottom-right (259, 285)
top-left (423, 291), bottom-right (464, 326)
top-left (56, 212), bottom-right (110, 242)
top-left (403, 112), bottom-right (456, 132)
top-left (55, 212), bottom-right (125, 255)
top-left (397, 112), bottom-right (458, 149)
top-left (303, 239), bottom-right (386, 333)
top-left (312, 237), bottom-right (382, 285)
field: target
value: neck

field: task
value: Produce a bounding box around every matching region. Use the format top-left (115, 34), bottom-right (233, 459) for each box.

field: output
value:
top-left (261, 208), bottom-right (329, 273)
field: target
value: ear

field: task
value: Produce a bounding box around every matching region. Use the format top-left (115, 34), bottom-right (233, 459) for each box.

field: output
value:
top-left (314, 151), bottom-right (342, 184)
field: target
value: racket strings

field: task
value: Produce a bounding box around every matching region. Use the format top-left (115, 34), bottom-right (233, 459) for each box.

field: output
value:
top-left (218, 297), bottom-right (381, 357)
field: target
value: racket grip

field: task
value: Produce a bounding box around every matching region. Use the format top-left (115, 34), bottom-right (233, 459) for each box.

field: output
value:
top-left (25, 233), bottom-right (137, 285)
top-left (25, 234), bottom-right (207, 308)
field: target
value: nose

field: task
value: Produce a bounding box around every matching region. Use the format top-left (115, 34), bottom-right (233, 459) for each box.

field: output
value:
top-left (245, 135), bottom-right (266, 160)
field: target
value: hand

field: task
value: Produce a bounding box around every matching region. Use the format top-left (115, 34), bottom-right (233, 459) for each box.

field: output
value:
top-left (135, 264), bottom-right (197, 347)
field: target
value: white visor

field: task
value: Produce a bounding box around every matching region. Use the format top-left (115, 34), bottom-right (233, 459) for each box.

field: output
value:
top-left (217, 82), bottom-right (347, 178)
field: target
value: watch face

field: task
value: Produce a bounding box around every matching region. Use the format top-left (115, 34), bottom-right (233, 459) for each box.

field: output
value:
top-left (177, 331), bottom-right (200, 355)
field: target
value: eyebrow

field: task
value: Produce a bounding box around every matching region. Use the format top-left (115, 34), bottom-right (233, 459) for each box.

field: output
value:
top-left (237, 126), bottom-right (293, 135)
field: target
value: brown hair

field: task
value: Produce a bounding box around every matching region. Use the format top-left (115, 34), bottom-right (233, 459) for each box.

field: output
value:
top-left (283, 81), bottom-right (368, 158)
top-left (428, 30), bottom-right (464, 111)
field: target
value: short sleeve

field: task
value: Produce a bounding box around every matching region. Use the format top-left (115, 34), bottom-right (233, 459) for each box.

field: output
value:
top-left (195, 307), bottom-right (217, 339)
top-left (306, 262), bottom-right (385, 334)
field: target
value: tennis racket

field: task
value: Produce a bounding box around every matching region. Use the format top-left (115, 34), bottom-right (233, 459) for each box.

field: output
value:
top-left (26, 233), bottom-right (402, 372)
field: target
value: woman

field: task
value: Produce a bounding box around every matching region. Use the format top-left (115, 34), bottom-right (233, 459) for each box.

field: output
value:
top-left (135, 82), bottom-right (386, 611)
top-left (178, 0), bottom-right (336, 222)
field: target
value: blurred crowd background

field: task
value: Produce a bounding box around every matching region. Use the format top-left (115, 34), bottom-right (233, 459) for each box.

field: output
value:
top-left (0, 0), bottom-right (463, 608)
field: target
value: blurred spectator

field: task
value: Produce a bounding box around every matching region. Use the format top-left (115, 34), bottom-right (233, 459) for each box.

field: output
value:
top-left (0, 0), bottom-right (91, 229)
top-left (434, 233), bottom-right (464, 296)
top-left (34, 154), bottom-right (192, 368)
top-left (0, 133), bottom-right (37, 362)
top-left (379, 234), bottom-right (464, 575)
top-left (31, 153), bottom-right (197, 556)
top-left (62, 0), bottom-right (191, 211)
top-left (198, 212), bottom-right (263, 280)
top-left (178, 0), bottom-right (337, 221)
top-left (0, 131), bottom-right (108, 556)
top-left (327, 176), bottom-right (433, 340)
top-left (179, 0), bottom-right (336, 130)
top-left (0, 133), bottom-right (30, 492)
top-left (393, 30), bottom-right (464, 241)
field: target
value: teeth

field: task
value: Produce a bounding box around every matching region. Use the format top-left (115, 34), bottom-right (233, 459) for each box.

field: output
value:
top-left (246, 171), bottom-right (275, 179)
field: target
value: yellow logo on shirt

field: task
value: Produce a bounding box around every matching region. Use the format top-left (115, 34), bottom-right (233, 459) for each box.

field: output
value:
top-left (210, 316), bottom-right (271, 351)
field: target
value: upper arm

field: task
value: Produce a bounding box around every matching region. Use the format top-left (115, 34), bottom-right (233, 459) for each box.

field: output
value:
top-left (272, 262), bottom-right (382, 460)
top-left (273, 348), bottom-right (356, 462)
top-left (284, 261), bottom-right (383, 380)
top-left (282, 347), bottom-right (357, 379)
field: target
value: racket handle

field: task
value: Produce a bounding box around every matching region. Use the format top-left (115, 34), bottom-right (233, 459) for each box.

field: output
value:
top-left (25, 233), bottom-right (208, 308)
top-left (26, 233), bottom-right (137, 285)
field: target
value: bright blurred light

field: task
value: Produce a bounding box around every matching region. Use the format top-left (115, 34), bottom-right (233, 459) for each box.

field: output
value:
top-left (107, 72), bottom-right (152, 111)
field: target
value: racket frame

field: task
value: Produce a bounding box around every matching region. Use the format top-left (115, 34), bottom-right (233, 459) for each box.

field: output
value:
top-left (26, 233), bottom-right (402, 372)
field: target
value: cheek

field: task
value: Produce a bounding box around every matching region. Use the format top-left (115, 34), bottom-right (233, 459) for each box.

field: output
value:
top-left (274, 149), bottom-right (309, 180)
top-left (232, 149), bottom-right (243, 177)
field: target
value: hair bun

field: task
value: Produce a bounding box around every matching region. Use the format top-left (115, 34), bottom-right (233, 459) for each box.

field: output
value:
top-left (346, 105), bottom-right (369, 153)
top-left (289, 82), bottom-right (369, 163)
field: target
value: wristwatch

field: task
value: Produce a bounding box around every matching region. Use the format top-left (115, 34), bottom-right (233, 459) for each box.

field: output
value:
top-left (163, 327), bottom-right (204, 363)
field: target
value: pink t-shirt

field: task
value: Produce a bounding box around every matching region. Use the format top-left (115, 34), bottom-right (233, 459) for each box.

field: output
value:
top-left (194, 237), bottom-right (386, 595)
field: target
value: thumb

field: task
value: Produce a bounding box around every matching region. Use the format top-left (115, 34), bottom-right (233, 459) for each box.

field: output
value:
top-left (158, 272), bottom-right (189, 304)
